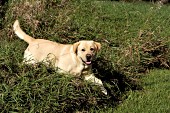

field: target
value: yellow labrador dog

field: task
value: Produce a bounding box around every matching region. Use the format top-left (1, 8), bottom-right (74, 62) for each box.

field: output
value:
top-left (13, 20), bottom-right (107, 95)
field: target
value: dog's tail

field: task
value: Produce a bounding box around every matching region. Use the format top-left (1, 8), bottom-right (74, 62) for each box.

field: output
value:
top-left (13, 20), bottom-right (35, 44)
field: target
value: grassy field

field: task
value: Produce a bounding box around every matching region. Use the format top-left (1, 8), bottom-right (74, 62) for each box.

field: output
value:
top-left (0, 0), bottom-right (170, 112)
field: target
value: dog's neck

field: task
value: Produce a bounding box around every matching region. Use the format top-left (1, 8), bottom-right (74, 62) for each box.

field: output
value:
top-left (83, 63), bottom-right (91, 69)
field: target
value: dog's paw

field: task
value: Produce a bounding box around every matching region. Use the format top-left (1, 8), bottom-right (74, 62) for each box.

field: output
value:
top-left (13, 20), bottom-right (20, 31)
top-left (101, 87), bottom-right (107, 95)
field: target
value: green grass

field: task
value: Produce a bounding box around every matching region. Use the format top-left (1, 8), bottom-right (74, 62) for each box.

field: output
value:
top-left (0, 0), bottom-right (170, 112)
top-left (114, 69), bottom-right (170, 113)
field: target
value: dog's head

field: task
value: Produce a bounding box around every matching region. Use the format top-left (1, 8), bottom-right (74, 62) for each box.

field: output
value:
top-left (73, 41), bottom-right (101, 65)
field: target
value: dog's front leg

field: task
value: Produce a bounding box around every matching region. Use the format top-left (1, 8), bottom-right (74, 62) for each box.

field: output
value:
top-left (84, 74), bottom-right (107, 95)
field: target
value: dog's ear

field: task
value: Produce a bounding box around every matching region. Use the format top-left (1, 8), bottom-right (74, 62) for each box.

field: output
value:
top-left (73, 42), bottom-right (80, 53)
top-left (94, 42), bottom-right (101, 51)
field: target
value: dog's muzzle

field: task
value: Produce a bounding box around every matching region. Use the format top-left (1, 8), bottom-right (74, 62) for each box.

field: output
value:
top-left (81, 54), bottom-right (92, 65)
top-left (85, 54), bottom-right (92, 65)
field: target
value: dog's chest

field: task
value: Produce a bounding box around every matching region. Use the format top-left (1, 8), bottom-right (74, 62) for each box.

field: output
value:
top-left (68, 63), bottom-right (91, 77)
top-left (80, 65), bottom-right (92, 76)
top-left (67, 63), bottom-right (84, 76)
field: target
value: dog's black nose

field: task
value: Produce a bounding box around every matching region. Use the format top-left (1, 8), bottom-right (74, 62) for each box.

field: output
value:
top-left (86, 54), bottom-right (92, 60)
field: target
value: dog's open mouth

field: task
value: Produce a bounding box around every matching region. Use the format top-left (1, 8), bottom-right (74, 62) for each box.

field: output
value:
top-left (85, 61), bottom-right (91, 65)
top-left (81, 58), bottom-right (92, 65)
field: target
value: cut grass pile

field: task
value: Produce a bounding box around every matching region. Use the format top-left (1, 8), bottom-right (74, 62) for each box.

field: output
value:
top-left (0, 0), bottom-right (170, 112)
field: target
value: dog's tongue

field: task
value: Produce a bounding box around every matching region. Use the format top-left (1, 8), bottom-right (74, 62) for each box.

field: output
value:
top-left (86, 61), bottom-right (91, 65)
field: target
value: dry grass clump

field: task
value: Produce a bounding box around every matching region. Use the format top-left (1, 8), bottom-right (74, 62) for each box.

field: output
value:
top-left (1, 0), bottom-right (75, 41)
top-left (11, 1), bottom-right (45, 27)
top-left (0, 0), bottom-right (46, 40)
top-left (115, 30), bottom-right (170, 76)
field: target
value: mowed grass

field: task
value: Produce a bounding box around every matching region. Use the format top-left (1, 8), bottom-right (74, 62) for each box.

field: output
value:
top-left (0, 0), bottom-right (170, 112)
top-left (114, 69), bottom-right (170, 113)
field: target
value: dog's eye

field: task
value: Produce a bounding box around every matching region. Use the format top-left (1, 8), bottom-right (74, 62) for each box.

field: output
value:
top-left (82, 49), bottom-right (85, 52)
top-left (90, 48), bottom-right (94, 51)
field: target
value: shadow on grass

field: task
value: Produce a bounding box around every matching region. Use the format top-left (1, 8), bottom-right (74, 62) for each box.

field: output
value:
top-left (0, 0), bottom-right (9, 29)
top-left (92, 56), bottom-right (143, 105)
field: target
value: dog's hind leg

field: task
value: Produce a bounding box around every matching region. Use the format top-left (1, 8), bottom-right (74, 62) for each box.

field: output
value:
top-left (23, 50), bottom-right (36, 64)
